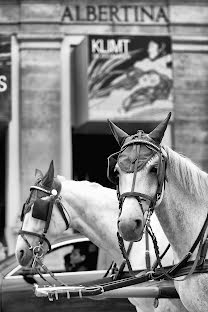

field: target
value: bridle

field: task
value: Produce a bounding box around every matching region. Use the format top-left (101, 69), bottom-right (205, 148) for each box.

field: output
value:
top-left (108, 131), bottom-right (167, 237)
top-left (19, 179), bottom-right (70, 265)
top-left (107, 132), bottom-right (168, 276)
top-left (119, 141), bottom-right (166, 229)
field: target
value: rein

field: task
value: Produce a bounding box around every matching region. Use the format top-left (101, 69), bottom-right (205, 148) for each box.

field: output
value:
top-left (149, 212), bottom-right (208, 282)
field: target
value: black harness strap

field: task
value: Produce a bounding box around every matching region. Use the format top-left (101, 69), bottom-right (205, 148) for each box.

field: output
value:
top-left (44, 199), bottom-right (54, 234)
top-left (151, 243), bottom-right (171, 271)
top-left (18, 229), bottom-right (52, 251)
top-left (198, 237), bottom-right (208, 266)
top-left (35, 257), bottom-right (208, 301)
top-left (116, 232), bottom-right (134, 277)
top-left (113, 241), bottom-right (134, 280)
top-left (56, 200), bottom-right (70, 230)
top-left (147, 212), bottom-right (208, 281)
top-left (145, 229), bottom-right (151, 271)
top-left (167, 212), bottom-right (208, 279)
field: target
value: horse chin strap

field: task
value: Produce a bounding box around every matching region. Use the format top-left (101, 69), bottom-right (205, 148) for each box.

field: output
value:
top-left (19, 182), bottom-right (70, 267)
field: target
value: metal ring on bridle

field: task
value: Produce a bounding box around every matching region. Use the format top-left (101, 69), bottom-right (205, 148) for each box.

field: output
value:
top-left (33, 245), bottom-right (45, 258)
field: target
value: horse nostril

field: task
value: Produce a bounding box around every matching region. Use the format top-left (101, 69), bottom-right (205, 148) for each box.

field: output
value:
top-left (118, 218), bottom-right (143, 231)
top-left (19, 250), bottom-right (24, 260)
top-left (135, 219), bottom-right (143, 230)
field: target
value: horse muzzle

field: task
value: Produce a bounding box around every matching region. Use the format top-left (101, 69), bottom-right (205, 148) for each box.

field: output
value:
top-left (15, 234), bottom-right (47, 267)
top-left (117, 217), bottom-right (145, 242)
top-left (15, 241), bottom-right (33, 267)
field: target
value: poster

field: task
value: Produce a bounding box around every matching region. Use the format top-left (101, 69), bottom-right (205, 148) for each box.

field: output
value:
top-left (0, 34), bottom-right (11, 122)
top-left (88, 35), bottom-right (173, 121)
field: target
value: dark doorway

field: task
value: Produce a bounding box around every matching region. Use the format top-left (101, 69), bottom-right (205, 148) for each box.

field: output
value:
top-left (72, 133), bottom-right (117, 189)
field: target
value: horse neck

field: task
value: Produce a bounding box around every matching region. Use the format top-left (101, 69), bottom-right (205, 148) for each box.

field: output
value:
top-left (156, 147), bottom-right (208, 261)
top-left (60, 179), bottom-right (126, 266)
top-left (60, 179), bottom-right (159, 270)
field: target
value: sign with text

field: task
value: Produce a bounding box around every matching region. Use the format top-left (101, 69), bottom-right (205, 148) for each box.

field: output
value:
top-left (88, 35), bottom-right (173, 122)
top-left (0, 35), bottom-right (11, 122)
top-left (62, 4), bottom-right (169, 24)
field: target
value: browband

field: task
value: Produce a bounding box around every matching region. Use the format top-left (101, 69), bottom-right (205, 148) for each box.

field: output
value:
top-left (30, 186), bottom-right (58, 196)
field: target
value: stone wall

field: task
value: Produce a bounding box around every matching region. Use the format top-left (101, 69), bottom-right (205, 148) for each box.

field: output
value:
top-left (0, 0), bottom-right (206, 184)
top-left (20, 47), bottom-right (61, 200)
top-left (173, 51), bottom-right (208, 169)
top-left (0, 0), bottom-right (207, 171)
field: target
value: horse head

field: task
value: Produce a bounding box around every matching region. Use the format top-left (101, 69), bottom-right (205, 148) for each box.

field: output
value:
top-left (107, 113), bottom-right (171, 242)
top-left (15, 161), bottom-right (70, 267)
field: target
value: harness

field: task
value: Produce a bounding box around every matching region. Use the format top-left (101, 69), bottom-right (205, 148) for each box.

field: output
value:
top-left (34, 258), bottom-right (208, 302)
top-left (107, 131), bottom-right (208, 283)
top-left (18, 154), bottom-right (208, 303)
top-left (19, 179), bottom-right (70, 263)
top-left (19, 177), bottom-right (179, 303)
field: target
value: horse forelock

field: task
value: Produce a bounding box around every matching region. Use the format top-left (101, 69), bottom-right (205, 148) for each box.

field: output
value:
top-left (163, 145), bottom-right (208, 201)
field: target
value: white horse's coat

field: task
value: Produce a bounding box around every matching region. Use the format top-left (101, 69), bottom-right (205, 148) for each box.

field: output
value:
top-left (118, 143), bottom-right (208, 312)
top-left (16, 174), bottom-right (187, 312)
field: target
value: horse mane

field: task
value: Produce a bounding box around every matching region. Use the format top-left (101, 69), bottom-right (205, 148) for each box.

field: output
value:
top-left (163, 145), bottom-right (208, 200)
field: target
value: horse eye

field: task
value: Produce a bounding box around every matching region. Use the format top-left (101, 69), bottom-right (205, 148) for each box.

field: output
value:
top-left (150, 166), bottom-right (157, 174)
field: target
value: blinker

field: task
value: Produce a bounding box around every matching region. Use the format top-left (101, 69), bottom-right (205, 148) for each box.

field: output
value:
top-left (32, 198), bottom-right (50, 221)
top-left (20, 203), bottom-right (26, 221)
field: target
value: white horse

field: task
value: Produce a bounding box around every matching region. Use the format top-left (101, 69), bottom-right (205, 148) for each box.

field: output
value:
top-left (15, 161), bottom-right (187, 312)
top-left (109, 113), bottom-right (208, 312)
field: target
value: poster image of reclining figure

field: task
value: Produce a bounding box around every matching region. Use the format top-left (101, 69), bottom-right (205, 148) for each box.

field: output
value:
top-left (88, 35), bottom-right (173, 122)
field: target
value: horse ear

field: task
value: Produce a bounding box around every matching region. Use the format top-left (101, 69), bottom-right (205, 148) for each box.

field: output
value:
top-left (148, 112), bottom-right (171, 144)
top-left (108, 119), bottom-right (129, 147)
top-left (41, 160), bottom-right (54, 189)
top-left (35, 169), bottom-right (44, 180)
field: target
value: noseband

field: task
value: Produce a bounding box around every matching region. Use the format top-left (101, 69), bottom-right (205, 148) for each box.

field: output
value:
top-left (19, 181), bottom-right (70, 262)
